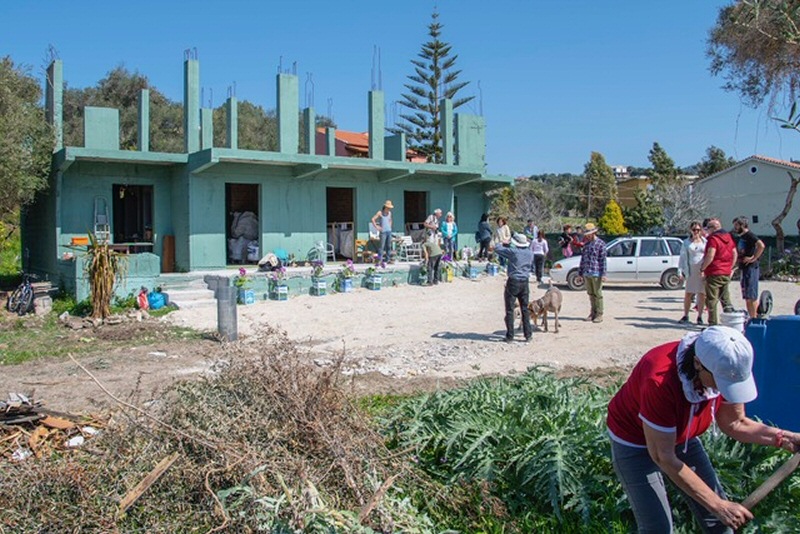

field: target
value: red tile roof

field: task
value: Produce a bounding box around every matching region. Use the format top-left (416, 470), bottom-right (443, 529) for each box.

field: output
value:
top-left (751, 155), bottom-right (800, 169)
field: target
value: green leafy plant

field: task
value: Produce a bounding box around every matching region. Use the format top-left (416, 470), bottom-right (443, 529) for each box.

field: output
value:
top-left (310, 259), bottom-right (325, 278)
top-left (338, 259), bottom-right (356, 279)
top-left (233, 267), bottom-right (250, 289)
top-left (365, 261), bottom-right (385, 277)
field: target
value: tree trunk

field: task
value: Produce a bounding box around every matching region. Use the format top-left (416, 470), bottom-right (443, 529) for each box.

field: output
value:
top-left (772, 171), bottom-right (800, 255)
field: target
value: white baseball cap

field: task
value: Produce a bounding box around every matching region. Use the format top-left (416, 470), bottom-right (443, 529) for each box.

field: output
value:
top-left (695, 326), bottom-right (757, 403)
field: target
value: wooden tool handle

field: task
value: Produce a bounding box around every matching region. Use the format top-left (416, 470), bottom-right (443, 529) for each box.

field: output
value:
top-left (742, 452), bottom-right (800, 511)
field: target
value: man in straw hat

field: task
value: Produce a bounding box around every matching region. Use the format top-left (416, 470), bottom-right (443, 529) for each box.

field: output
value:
top-left (607, 326), bottom-right (800, 531)
top-left (370, 200), bottom-right (394, 264)
top-left (495, 232), bottom-right (535, 342)
top-left (578, 222), bottom-right (606, 323)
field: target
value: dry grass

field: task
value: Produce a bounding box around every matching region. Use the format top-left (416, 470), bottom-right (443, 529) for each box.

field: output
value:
top-left (0, 326), bottom-right (428, 532)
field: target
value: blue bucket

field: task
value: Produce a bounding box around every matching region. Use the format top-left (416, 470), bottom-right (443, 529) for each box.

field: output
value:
top-left (745, 316), bottom-right (800, 429)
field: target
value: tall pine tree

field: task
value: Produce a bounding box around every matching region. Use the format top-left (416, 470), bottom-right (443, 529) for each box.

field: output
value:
top-left (393, 11), bottom-right (474, 163)
top-left (582, 152), bottom-right (617, 219)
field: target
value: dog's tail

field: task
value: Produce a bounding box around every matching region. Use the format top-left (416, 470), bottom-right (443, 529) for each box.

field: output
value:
top-left (548, 278), bottom-right (554, 289)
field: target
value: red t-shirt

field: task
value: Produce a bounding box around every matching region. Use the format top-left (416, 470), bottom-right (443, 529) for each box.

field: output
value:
top-left (607, 342), bottom-right (721, 447)
top-left (704, 230), bottom-right (736, 276)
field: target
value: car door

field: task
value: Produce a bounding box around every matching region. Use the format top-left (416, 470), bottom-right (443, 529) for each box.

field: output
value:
top-left (636, 238), bottom-right (671, 282)
top-left (605, 238), bottom-right (638, 282)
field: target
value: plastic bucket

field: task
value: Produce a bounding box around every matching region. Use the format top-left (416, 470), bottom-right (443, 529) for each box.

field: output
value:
top-left (720, 310), bottom-right (747, 332)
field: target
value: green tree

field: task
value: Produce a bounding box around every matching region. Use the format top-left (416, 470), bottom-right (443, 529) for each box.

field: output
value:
top-left (598, 200), bottom-right (628, 235)
top-left (648, 142), bottom-right (678, 186)
top-left (0, 57), bottom-right (54, 243)
top-left (708, 0), bottom-right (800, 109)
top-left (696, 145), bottom-right (737, 178)
top-left (392, 10), bottom-right (474, 163)
top-left (623, 190), bottom-right (665, 234)
top-left (582, 152), bottom-right (617, 219)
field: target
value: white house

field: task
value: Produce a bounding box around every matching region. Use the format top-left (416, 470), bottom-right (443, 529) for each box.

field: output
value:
top-left (694, 155), bottom-right (800, 237)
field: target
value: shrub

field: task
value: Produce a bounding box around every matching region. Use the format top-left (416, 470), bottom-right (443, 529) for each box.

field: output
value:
top-left (598, 200), bottom-right (627, 235)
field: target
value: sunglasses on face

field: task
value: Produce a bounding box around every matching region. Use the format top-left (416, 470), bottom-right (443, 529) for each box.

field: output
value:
top-left (691, 228), bottom-right (701, 232)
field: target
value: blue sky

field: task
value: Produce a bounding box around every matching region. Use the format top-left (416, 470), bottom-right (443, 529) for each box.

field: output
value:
top-left (3, 0), bottom-right (796, 177)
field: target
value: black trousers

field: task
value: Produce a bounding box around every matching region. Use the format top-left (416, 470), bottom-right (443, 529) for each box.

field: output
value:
top-left (533, 254), bottom-right (545, 282)
top-left (504, 278), bottom-right (531, 340)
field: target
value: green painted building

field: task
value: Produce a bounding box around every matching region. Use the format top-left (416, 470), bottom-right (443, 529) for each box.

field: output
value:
top-left (23, 58), bottom-right (512, 298)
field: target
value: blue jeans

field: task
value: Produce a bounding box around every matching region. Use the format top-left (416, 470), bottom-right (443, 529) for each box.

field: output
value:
top-left (378, 232), bottom-right (392, 262)
top-left (611, 437), bottom-right (731, 533)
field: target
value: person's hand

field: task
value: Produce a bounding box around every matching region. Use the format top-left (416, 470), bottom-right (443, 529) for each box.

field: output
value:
top-left (715, 500), bottom-right (753, 529)
top-left (777, 430), bottom-right (800, 453)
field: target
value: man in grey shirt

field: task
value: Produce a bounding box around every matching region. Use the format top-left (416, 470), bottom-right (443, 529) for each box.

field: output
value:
top-left (495, 233), bottom-right (535, 342)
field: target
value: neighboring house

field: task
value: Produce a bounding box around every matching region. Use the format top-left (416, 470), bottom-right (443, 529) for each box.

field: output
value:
top-left (314, 128), bottom-right (426, 162)
top-left (616, 176), bottom-right (651, 209)
top-left (612, 165), bottom-right (630, 180)
top-left (23, 59), bottom-right (511, 299)
top-left (694, 155), bottom-right (800, 237)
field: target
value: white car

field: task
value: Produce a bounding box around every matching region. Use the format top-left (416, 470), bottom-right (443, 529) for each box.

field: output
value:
top-left (549, 236), bottom-right (684, 291)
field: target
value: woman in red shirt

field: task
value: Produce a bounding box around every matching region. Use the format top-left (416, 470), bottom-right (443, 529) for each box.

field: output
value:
top-left (607, 326), bottom-right (800, 531)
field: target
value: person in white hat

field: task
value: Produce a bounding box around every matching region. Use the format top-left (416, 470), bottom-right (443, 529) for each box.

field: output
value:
top-left (607, 326), bottom-right (800, 531)
top-left (494, 233), bottom-right (535, 342)
top-left (578, 222), bottom-right (606, 322)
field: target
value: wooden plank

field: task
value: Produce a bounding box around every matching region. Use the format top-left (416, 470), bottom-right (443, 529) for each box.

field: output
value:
top-left (118, 452), bottom-right (180, 515)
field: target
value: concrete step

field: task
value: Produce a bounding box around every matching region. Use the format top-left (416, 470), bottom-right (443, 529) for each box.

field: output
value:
top-left (164, 287), bottom-right (216, 309)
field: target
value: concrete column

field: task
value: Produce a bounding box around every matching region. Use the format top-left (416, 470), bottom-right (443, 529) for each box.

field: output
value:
top-left (369, 90), bottom-right (384, 160)
top-left (277, 74), bottom-right (299, 154)
top-left (201, 108), bottom-right (213, 149)
top-left (303, 107), bottom-right (315, 155)
top-left (226, 97), bottom-right (238, 149)
top-left (138, 89), bottom-right (150, 152)
top-left (385, 133), bottom-right (406, 161)
top-left (183, 59), bottom-right (200, 153)
top-left (325, 127), bottom-right (336, 156)
top-left (45, 60), bottom-right (63, 150)
top-left (440, 98), bottom-right (453, 164)
top-left (216, 284), bottom-right (238, 342)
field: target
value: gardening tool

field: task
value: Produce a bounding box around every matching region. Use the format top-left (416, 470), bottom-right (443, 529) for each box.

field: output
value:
top-left (741, 452), bottom-right (800, 511)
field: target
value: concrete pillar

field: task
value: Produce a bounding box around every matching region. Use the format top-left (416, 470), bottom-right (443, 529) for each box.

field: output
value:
top-left (440, 98), bottom-right (453, 165)
top-left (45, 60), bottom-right (63, 150)
top-left (303, 107), bottom-right (315, 155)
top-left (385, 133), bottom-right (406, 161)
top-left (138, 89), bottom-right (150, 152)
top-left (326, 127), bottom-right (336, 156)
top-left (277, 74), bottom-right (299, 154)
top-left (226, 96), bottom-right (238, 149)
top-left (369, 91), bottom-right (384, 160)
top-left (184, 59), bottom-right (200, 153)
top-left (216, 284), bottom-right (238, 342)
top-left (201, 108), bottom-right (213, 149)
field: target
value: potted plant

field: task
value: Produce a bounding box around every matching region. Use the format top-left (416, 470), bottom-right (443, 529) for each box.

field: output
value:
top-left (418, 260), bottom-right (429, 285)
top-left (310, 260), bottom-right (326, 296)
top-left (268, 266), bottom-right (288, 301)
top-left (486, 256), bottom-right (500, 276)
top-left (336, 259), bottom-right (356, 293)
top-left (234, 267), bottom-right (255, 304)
top-left (464, 257), bottom-right (479, 279)
top-left (440, 255), bottom-right (455, 282)
top-left (365, 262), bottom-right (385, 290)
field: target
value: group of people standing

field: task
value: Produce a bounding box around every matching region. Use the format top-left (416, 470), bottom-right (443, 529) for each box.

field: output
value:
top-left (679, 216), bottom-right (765, 326)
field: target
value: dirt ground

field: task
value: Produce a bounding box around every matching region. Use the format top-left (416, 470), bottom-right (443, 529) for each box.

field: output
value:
top-left (3, 277), bottom-right (799, 414)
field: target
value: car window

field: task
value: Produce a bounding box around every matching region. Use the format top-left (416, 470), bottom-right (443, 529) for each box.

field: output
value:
top-left (639, 239), bottom-right (668, 257)
top-left (666, 239), bottom-right (683, 255)
top-left (607, 240), bottom-right (636, 257)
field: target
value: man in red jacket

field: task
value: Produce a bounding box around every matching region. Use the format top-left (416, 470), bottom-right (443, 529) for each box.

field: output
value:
top-left (700, 218), bottom-right (738, 325)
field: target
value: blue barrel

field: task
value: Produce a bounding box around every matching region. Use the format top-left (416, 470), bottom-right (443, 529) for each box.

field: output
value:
top-left (744, 316), bottom-right (800, 429)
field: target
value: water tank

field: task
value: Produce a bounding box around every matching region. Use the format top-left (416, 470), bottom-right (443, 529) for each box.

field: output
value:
top-left (744, 316), bottom-right (800, 429)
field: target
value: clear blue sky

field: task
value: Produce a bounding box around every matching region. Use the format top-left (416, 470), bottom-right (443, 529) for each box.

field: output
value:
top-left (3, 0), bottom-right (795, 177)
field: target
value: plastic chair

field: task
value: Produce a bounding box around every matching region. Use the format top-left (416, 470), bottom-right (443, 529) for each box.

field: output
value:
top-left (326, 242), bottom-right (336, 263)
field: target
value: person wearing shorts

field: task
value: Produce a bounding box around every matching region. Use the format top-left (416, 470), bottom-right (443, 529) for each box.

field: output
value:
top-left (732, 217), bottom-right (764, 318)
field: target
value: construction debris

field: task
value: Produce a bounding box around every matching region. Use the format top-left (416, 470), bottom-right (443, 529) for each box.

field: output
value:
top-left (1, 393), bottom-right (106, 461)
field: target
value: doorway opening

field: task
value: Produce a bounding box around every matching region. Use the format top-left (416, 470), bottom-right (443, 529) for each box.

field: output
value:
top-left (404, 190), bottom-right (428, 241)
top-left (326, 187), bottom-right (355, 259)
top-left (226, 183), bottom-right (260, 264)
top-left (112, 184), bottom-right (153, 251)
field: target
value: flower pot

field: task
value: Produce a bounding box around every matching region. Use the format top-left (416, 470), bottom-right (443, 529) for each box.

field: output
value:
top-left (311, 277), bottom-right (327, 296)
top-left (341, 277), bottom-right (353, 293)
top-left (238, 289), bottom-right (255, 305)
top-left (487, 263), bottom-right (499, 276)
top-left (465, 266), bottom-right (479, 279)
top-left (442, 268), bottom-right (454, 282)
top-left (269, 281), bottom-right (288, 301)
top-left (367, 275), bottom-right (382, 290)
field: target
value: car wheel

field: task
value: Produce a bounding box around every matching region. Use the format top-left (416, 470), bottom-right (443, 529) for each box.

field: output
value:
top-left (566, 270), bottom-right (585, 291)
top-left (660, 268), bottom-right (683, 290)
top-left (757, 290), bottom-right (773, 317)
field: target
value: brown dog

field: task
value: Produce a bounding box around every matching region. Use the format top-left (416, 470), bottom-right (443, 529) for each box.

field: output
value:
top-left (529, 286), bottom-right (563, 333)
